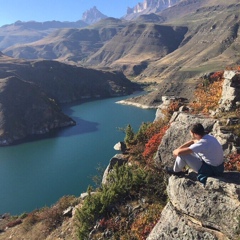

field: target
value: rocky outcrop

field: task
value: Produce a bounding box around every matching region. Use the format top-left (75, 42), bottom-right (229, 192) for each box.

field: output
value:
top-left (154, 96), bottom-right (188, 120)
top-left (147, 172), bottom-right (240, 240)
top-left (148, 69), bottom-right (240, 239)
top-left (219, 71), bottom-right (240, 112)
top-left (113, 141), bottom-right (127, 153)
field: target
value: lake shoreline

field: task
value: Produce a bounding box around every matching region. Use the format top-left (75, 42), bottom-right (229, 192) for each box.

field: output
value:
top-left (116, 99), bottom-right (158, 109)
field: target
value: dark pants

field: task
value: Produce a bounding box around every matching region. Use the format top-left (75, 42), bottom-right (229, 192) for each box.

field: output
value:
top-left (197, 161), bottom-right (224, 185)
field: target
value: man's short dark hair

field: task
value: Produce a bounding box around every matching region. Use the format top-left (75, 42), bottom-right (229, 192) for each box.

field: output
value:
top-left (190, 123), bottom-right (205, 136)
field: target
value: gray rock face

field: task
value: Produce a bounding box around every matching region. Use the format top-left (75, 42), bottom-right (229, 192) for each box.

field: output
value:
top-left (219, 71), bottom-right (240, 112)
top-left (147, 172), bottom-right (240, 240)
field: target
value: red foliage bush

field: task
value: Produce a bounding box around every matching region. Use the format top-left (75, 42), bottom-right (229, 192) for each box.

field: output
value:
top-left (225, 153), bottom-right (240, 171)
top-left (210, 71), bottom-right (224, 81)
top-left (6, 219), bottom-right (22, 228)
top-left (226, 65), bottom-right (240, 71)
top-left (189, 77), bottom-right (223, 114)
top-left (143, 125), bottom-right (169, 163)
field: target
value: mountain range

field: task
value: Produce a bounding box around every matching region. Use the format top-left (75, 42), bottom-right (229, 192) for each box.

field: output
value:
top-left (125, 0), bottom-right (181, 20)
top-left (0, 0), bottom-right (240, 144)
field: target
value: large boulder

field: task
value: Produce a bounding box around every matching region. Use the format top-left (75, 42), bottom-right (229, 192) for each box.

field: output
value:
top-left (147, 172), bottom-right (240, 240)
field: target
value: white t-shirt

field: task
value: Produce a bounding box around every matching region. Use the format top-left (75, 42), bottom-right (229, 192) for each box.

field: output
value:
top-left (189, 134), bottom-right (223, 166)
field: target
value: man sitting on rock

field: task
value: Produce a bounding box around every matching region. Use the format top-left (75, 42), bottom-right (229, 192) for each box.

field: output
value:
top-left (167, 123), bottom-right (224, 184)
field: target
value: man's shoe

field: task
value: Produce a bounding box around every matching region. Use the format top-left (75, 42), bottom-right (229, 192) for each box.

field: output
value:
top-left (165, 167), bottom-right (188, 177)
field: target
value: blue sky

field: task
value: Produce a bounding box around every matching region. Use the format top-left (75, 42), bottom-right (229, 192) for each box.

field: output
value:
top-left (0, 0), bottom-right (141, 27)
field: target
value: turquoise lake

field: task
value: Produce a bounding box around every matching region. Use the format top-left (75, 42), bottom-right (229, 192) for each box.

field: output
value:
top-left (0, 94), bottom-right (156, 215)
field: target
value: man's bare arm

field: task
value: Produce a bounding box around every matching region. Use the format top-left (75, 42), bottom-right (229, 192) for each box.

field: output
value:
top-left (178, 140), bottom-right (195, 149)
top-left (173, 139), bottom-right (198, 156)
top-left (173, 147), bottom-right (193, 157)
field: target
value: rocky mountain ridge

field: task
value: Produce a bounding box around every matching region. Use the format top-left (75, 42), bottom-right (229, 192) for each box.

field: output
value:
top-left (125, 0), bottom-right (181, 20)
top-left (82, 6), bottom-right (108, 25)
top-left (2, 0), bottom-right (239, 105)
top-left (0, 5), bottom-right (108, 51)
top-left (3, 18), bottom-right (127, 63)
top-left (85, 23), bottom-right (188, 76)
top-left (0, 20), bottom-right (88, 51)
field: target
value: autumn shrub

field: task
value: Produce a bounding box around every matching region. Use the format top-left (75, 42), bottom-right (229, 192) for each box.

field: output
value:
top-left (209, 71), bottom-right (224, 81)
top-left (77, 164), bottom-right (143, 239)
top-left (143, 125), bottom-right (169, 164)
top-left (76, 164), bottom-right (167, 239)
top-left (128, 119), bottom-right (168, 165)
top-left (42, 195), bottom-right (78, 233)
top-left (22, 195), bottom-right (78, 233)
top-left (42, 206), bottom-right (64, 233)
top-left (225, 153), bottom-right (240, 171)
top-left (189, 72), bottom-right (224, 114)
top-left (161, 100), bottom-right (181, 119)
top-left (131, 203), bottom-right (163, 240)
top-left (128, 142), bottom-right (146, 164)
top-left (5, 218), bottom-right (22, 228)
top-left (225, 65), bottom-right (240, 71)
top-left (23, 211), bottom-right (40, 230)
top-left (93, 180), bottom-right (166, 240)
top-left (144, 119), bottom-right (168, 140)
top-left (97, 203), bottom-right (163, 240)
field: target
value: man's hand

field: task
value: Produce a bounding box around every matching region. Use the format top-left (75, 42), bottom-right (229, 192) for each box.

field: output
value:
top-left (173, 148), bottom-right (180, 157)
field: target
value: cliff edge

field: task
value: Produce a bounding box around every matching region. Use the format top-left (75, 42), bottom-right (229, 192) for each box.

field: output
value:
top-left (147, 172), bottom-right (240, 240)
top-left (147, 70), bottom-right (240, 239)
